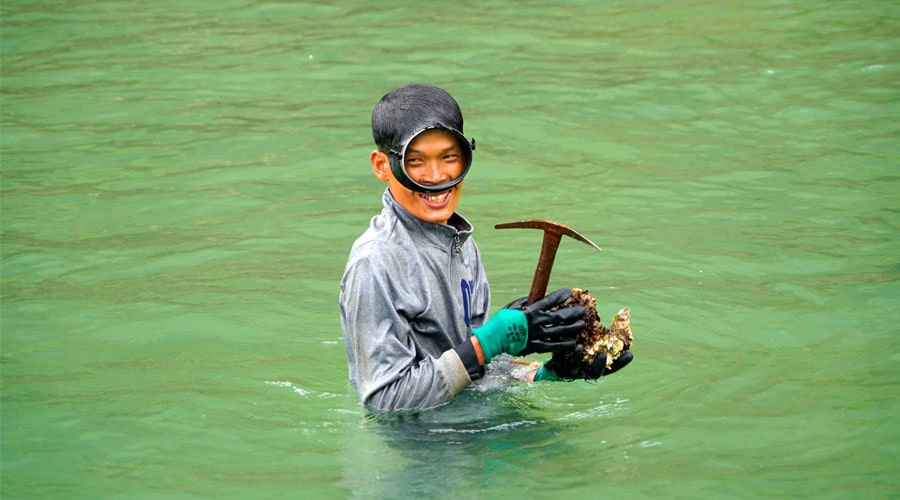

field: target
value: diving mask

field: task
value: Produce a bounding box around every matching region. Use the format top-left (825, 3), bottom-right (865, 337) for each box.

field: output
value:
top-left (387, 124), bottom-right (476, 194)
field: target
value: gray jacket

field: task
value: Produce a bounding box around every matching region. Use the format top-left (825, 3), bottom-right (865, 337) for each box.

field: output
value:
top-left (340, 189), bottom-right (490, 411)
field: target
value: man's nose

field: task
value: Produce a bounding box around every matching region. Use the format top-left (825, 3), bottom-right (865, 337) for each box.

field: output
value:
top-left (418, 160), bottom-right (449, 185)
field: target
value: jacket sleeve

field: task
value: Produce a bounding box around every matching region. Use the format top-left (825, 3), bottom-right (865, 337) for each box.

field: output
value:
top-left (339, 249), bottom-right (472, 411)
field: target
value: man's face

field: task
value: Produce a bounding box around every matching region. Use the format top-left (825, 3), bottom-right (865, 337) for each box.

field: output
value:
top-left (375, 129), bottom-right (466, 224)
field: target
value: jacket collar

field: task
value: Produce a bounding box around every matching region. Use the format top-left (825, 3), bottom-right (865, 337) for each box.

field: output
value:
top-left (382, 189), bottom-right (473, 251)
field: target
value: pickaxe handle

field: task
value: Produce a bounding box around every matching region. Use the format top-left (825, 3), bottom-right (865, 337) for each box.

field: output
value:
top-left (530, 231), bottom-right (562, 305)
top-left (495, 219), bottom-right (601, 306)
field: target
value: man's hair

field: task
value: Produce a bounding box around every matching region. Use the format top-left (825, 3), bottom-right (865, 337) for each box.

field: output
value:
top-left (371, 84), bottom-right (465, 152)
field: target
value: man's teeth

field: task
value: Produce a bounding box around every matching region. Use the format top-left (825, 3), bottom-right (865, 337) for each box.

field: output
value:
top-left (423, 192), bottom-right (449, 202)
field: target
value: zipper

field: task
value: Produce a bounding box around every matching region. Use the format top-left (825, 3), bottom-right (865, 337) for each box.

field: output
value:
top-left (453, 233), bottom-right (462, 255)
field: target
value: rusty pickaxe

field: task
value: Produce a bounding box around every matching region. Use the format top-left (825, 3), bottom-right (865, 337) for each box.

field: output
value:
top-left (495, 220), bottom-right (601, 305)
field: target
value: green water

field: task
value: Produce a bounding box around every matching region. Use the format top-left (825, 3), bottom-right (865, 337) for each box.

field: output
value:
top-left (2, 1), bottom-right (898, 498)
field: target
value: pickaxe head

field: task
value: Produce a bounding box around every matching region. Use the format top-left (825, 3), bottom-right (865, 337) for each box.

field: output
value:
top-left (495, 219), bottom-right (601, 305)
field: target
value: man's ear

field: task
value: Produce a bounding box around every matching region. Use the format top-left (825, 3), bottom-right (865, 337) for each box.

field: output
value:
top-left (371, 150), bottom-right (391, 182)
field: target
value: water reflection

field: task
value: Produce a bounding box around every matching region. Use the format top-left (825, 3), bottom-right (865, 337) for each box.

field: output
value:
top-left (333, 362), bottom-right (549, 494)
top-left (336, 360), bottom-right (640, 497)
top-left (355, 394), bottom-right (551, 496)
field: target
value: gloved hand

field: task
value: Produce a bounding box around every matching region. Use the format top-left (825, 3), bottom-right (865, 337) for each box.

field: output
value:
top-left (584, 351), bottom-right (633, 380)
top-left (533, 348), bottom-right (634, 381)
top-left (473, 288), bottom-right (585, 364)
top-left (501, 288), bottom-right (586, 356)
top-left (533, 344), bottom-right (585, 381)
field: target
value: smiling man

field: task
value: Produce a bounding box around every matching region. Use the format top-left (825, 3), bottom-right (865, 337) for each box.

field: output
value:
top-left (338, 84), bottom-right (595, 411)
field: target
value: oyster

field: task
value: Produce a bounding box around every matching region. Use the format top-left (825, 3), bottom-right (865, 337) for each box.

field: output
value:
top-left (561, 288), bottom-right (633, 371)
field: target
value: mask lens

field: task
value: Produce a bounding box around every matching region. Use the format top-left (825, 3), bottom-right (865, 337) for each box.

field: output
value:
top-left (389, 126), bottom-right (474, 194)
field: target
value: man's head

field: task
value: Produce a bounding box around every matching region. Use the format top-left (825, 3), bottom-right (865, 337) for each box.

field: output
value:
top-left (370, 84), bottom-right (476, 224)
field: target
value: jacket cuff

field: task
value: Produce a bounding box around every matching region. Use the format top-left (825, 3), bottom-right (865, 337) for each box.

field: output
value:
top-left (454, 338), bottom-right (485, 380)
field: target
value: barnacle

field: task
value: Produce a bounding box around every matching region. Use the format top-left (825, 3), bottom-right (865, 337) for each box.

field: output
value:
top-left (561, 288), bottom-right (633, 371)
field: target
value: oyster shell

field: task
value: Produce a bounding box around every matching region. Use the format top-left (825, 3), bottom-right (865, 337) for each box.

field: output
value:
top-left (561, 288), bottom-right (633, 370)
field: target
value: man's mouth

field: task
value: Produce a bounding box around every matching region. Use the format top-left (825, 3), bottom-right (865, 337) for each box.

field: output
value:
top-left (419, 190), bottom-right (451, 207)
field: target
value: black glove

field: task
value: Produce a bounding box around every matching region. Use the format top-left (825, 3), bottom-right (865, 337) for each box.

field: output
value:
top-left (538, 346), bottom-right (634, 381)
top-left (503, 288), bottom-right (585, 356)
top-left (539, 344), bottom-right (586, 380)
top-left (583, 351), bottom-right (634, 380)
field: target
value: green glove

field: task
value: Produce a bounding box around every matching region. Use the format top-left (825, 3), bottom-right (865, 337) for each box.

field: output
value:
top-left (532, 344), bottom-right (583, 381)
top-left (533, 364), bottom-right (563, 381)
top-left (472, 308), bottom-right (528, 364)
top-left (474, 288), bottom-right (586, 364)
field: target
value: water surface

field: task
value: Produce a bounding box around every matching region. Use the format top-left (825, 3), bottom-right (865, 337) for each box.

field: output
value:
top-left (2, 1), bottom-right (898, 498)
